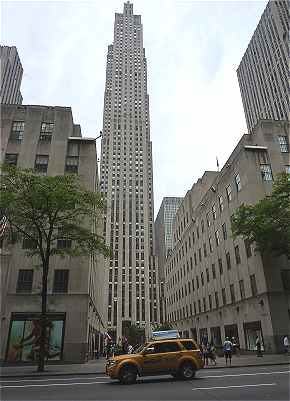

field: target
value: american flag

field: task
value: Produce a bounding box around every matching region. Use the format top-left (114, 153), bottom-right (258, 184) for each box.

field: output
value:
top-left (0, 215), bottom-right (8, 237)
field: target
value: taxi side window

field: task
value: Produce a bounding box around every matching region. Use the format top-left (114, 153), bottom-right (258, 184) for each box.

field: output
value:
top-left (181, 340), bottom-right (196, 350)
top-left (155, 342), bottom-right (180, 353)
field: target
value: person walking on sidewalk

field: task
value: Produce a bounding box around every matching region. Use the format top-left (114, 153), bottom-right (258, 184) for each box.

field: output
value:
top-left (283, 335), bottom-right (289, 354)
top-left (223, 337), bottom-right (233, 366)
top-left (256, 336), bottom-right (263, 357)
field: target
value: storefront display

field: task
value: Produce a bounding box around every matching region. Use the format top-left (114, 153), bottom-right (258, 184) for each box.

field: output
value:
top-left (6, 313), bottom-right (65, 362)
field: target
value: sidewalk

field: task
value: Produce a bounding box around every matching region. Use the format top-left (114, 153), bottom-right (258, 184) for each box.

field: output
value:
top-left (0, 354), bottom-right (289, 378)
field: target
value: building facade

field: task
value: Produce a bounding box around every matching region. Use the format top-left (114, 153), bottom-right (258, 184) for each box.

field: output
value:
top-left (237, 1), bottom-right (289, 133)
top-left (0, 104), bottom-right (106, 363)
top-left (155, 197), bottom-right (183, 322)
top-left (100, 2), bottom-right (159, 340)
top-left (0, 46), bottom-right (23, 105)
top-left (165, 120), bottom-right (290, 353)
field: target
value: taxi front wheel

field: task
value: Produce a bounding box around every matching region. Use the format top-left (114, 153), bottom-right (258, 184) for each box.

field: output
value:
top-left (118, 365), bottom-right (137, 385)
top-left (179, 362), bottom-right (196, 380)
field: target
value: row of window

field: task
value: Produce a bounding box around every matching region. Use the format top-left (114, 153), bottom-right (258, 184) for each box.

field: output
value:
top-left (16, 269), bottom-right (69, 293)
top-left (9, 121), bottom-right (54, 142)
top-left (5, 153), bottom-right (79, 174)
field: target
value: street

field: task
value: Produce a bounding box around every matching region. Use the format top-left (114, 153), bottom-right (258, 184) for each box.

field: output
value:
top-left (1, 364), bottom-right (289, 400)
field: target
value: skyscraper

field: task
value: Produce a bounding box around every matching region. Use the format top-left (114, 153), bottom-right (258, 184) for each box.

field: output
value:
top-left (237, 0), bottom-right (289, 133)
top-left (155, 197), bottom-right (183, 322)
top-left (100, 2), bottom-right (158, 339)
top-left (155, 197), bottom-right (183, 279)
top-left (0, 46), bottom-right (23, 104)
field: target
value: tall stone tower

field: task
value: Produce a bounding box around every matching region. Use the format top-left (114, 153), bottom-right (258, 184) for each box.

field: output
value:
top-left (0, 46), bottom-right (23, 104)
top-left (237, 0), bottom-right (289, 133)
top-left (100, 2), bottom-right (159, 340)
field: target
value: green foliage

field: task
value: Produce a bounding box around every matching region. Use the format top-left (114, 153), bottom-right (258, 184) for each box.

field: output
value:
top-left (125, 324), bottom-right (145, 346)
top-left (152, 322), bottom-right (173, 331)
top-left (231, 172), bottom-right (290, 257)
top-left (0, 165), bottom-right (111, 259)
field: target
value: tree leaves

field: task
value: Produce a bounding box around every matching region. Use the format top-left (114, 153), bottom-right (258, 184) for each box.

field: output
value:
top-left (231, 172), bottom-right (290, 257)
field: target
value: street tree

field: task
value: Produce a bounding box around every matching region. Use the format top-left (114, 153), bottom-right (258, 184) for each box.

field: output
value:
top-left (0, 165), bottom-right (111, 371)
top-left (231, 172), bottom-right (290, 258)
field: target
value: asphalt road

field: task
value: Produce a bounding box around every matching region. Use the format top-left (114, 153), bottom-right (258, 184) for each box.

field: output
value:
top-left (1, 364), bottom-right (289, 401)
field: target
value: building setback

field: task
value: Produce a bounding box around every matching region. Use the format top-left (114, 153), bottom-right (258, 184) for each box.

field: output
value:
top-left (100, 2), bottom-right (159, 340)
top-left (155, 197), bottom-right (183, 322)
top-left (165, 120), bottom-right (290, 353)
top-left (0, 104), bottom-right (106, 363)
top-left (0, 46), bottom-right (23, 105)
top-left (237, 0), bottom-right (289, 133)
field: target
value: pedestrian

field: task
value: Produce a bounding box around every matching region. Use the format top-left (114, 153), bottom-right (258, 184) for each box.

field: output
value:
top-left (223, 337), bottom-right (233, 365)
top-left (127, 344), bottom-right (134, 354)
top-left (208, 341), bottom-right (217, 365)
top-left (283, 335), bottom-right (289, 354)
top-left (256, 336), bottom-right (263, 357)
top-left (201, 343), bottom-right (208, 365)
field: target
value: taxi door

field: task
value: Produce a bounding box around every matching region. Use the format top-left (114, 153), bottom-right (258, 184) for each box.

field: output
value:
top-left (140, 343), bottom-right (166, 375)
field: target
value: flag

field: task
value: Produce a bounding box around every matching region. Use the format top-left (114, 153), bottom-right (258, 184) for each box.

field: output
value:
top-left (216, 157), bottom-right (220, 171)
top-left (104, 332), bottom-right (112, 341)
top-left (0, 215), bottom-right (8, 237)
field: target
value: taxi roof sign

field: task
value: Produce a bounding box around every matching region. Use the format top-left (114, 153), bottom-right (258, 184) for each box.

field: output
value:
top-left (151, 330), bottom-right (180, 340)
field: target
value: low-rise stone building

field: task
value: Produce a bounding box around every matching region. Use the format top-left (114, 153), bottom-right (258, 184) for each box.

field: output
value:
top-left (165, 119), bottom-right (290, 353)
top-left (0, 104), bottom-right (106, 363)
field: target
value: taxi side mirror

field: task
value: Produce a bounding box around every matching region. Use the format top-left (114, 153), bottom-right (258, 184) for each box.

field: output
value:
top-left (143, 347), bottom-right (155, 355)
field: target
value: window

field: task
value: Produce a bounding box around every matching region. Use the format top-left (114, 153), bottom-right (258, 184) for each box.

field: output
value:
top-left (206, 213), bottom-right (211, 227)
top-left (35, 155), bottom-right (49, 173)
top-left (206, 268), bottom-right (210, 282)
top-left (5, 153), bottom-right (18, 166)
top-left (222, 223), bottom-right (227, 240)
top-left (180, 340), bottom-right (196, 350)
top-left (57, 237), bottom-right (72, 249)
top-left (65, 156), bottom-right (79, 173)
top-left (222, 288), bottom-right (226, 305)
top-left (22, 238), bottom-right (37, 249)
top-left (230, 284), bottom-right (235, 303)
top-left (16, 269), bottom-right (33, 293)
top-left (212, 263), bottom-right (216, 279)
top-left (281, 270), bottom-right (290, 291)
top-left (209, 237), bottom-right (213, 252)
top-left (212, 204), bottom-right (217, 220)
top-left (10, 121), bottom-right (25, 141)
top-left (215, 230), bottom-right (220, 246)
top-left (260, 164), bottom-right (273, 181)
top-left (285, 166), bottom-right (290, 175)
top-left (218, 258), bottom-right (223, 274)
top-left (226, 252), bottom-right (231, 270)
top-left (250, 274), bottom-right (257, 296)
top-left (39, 122), bottom-right (54, 141)
top-left (235, 174), bottom-right (242, 192)
top-left (239, 279), bottom-right (245, 299)
top-left (155, 341), bottom-right (180, 353)
top-left (234, 245), bottom-right (241, 264)
top-left (53, 269), bottom-right (69, 293)
top-left (244, 239), bottom-right (252, 258)
top-left (218, 195), bottom-right (224, 212)
top-left (226, 185), bottom-right (232, 202)
top-left (215, 291), bottom-right (219, 308)
top-left (278, 135), bottom-right (289, 153)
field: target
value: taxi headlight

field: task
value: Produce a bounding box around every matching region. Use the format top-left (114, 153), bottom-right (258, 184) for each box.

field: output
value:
top-left (107, 359), bottom-right (118, 367)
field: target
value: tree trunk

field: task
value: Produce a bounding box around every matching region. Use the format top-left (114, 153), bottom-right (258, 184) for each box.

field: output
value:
top-left (37, 261), bottom-right (48, 372)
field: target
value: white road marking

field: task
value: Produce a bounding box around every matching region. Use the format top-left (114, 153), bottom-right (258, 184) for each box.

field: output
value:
top-left (0, 380), bottom-right (108, 389)
top-left (0, 376), bottom-right (108, 383)
top-left (200, 370), bottom-right (290, 379)
top-left (192, 383), bottom-right (277, 391)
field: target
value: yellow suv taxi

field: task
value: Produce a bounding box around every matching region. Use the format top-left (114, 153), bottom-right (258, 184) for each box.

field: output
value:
top-left (106, 338), bottom-right (204, 384)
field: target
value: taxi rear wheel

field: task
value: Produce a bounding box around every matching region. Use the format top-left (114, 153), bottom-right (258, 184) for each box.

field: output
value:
top-left (179, 362), bottom-right (196, 380)
top-left (118, 365), bottom-right (137, 385)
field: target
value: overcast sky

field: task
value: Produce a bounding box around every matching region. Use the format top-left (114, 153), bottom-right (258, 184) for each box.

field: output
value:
top-left (2, 0), bottom-right (267, 216)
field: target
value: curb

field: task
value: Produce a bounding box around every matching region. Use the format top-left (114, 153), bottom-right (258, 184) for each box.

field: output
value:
top-left (0, 361), bottom-right (289, 379)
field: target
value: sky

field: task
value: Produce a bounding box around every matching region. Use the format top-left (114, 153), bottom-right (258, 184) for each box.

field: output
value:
top-left (1, 0), bottom-right (268, 216)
